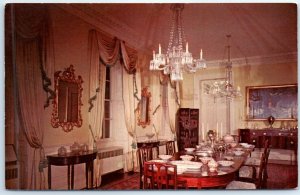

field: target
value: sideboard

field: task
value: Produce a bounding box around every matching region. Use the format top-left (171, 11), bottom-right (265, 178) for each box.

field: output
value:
top-left (239, 128), bottom-right (298, 150)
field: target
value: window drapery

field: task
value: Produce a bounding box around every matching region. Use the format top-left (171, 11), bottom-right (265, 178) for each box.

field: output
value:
top-left (13, 4), bottom-right (55, 189)
top-left (87, 29), bottom-right (138, 186)
top-left (167, 81), bottom-right (181, 140)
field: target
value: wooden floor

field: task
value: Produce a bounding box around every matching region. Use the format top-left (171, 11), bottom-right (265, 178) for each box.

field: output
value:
top-left (97, 161), bottom-right (298, 190)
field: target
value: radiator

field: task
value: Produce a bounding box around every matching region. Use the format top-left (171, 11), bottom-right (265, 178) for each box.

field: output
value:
top-left (97, 146), bottom-right (124, 175)
top-left (5, 144), bottom-right (19, 189)
top-left (5, 163), bottom-right (20, 189)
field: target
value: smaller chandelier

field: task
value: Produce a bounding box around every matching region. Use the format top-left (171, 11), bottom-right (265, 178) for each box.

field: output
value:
top-left (204, 35), bottom-right (242, 99)
top-left (149, 4), bottom-right (207, 81)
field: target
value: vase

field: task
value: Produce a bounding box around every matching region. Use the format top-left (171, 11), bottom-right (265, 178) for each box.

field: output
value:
top-left (267, 115), bottom-right (275, 128)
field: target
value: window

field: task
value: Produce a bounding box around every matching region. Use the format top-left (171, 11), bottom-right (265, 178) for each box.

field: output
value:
top-left (102, 66), bottom-right (111, 139)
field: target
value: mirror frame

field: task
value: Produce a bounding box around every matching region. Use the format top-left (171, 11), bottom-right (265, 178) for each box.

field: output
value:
top-left (51, 65), bottom-right (83, 132)
top-left (136, 87), bottom-right (151, 128)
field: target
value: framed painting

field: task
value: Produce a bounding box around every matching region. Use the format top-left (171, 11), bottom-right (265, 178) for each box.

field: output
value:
top-left (246, 84), bottom-right (298, 120)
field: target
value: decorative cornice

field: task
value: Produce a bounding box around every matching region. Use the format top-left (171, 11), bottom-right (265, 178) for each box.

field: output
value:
top-left (207, 52), bottom-right (297, 67)
top-left (55, 4), bottom-right (140, 49)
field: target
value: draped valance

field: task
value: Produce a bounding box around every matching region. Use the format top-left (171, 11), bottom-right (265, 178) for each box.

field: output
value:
top-left (15, 4), bottom-right (55, 108)
top-left (88, 29), bottom-right (138, 74)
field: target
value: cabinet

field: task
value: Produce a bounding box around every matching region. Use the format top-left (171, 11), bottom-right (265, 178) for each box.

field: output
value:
top-left (239, 128), bottom-right (298, 150)
top-left (176, 108), bottom-right (199, 151)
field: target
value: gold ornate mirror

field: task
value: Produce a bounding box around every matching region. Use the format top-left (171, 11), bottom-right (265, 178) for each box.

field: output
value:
top-left (51, 65), bottom-right (83, 132)
top-left (136, 87), bottom-right (151, 128)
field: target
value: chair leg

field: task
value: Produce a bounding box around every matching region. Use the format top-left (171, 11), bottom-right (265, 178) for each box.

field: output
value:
top-left (140, 177), bottom-right (143, 189)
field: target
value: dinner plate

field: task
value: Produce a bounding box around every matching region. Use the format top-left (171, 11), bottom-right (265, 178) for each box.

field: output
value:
top-left (149, 160), bottom-right (165, 163)
top-left (233, 151), bottom-right (244, 156)
top-left (218, 160), bottom-right (234, 167)
top-left (171, 161), bottom-right (203, 169)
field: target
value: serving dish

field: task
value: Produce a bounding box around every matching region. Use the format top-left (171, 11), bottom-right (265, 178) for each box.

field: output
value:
top-left (158, 154), bottom-right (172, 161)
top-left (185, 148), bottom-right (195, 153)
top-left (180, 155), bottom-right (194, 161)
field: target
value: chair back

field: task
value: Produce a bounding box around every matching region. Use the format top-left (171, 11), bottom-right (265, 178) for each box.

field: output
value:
top-left (144, 161), bottom-right (177, 189)
top-left (137, 146), bottom-right (159, 188)
top-left (137, 146), bottom-right (156, 173)
top-left (265, 147), bottom-right (271, 164)
top-left (263, 139), bottom-right (270, 154)
top-left (262, 148), bottom-right (271, 187)
top-left (166, 141), bottom-right (176, 155)
top-left (256, 152), bottom-right (266, 189)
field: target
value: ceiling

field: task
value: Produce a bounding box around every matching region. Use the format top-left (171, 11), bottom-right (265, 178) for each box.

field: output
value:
top-left (61, 3), bottom-right (297, 63)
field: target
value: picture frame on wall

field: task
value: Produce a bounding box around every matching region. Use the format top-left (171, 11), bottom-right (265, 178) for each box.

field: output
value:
top-left (246, 84), bottom-right (298, 120)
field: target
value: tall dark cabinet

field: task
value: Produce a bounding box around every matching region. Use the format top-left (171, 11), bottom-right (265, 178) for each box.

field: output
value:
top-left (176, 108), bottom-right (199, 151)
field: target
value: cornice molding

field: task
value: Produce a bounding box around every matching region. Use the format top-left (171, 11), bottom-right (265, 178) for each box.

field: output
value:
top-left (207, 52), bottom-right (297, 67)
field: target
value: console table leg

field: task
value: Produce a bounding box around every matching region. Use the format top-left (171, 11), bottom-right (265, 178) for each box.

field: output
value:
top-left (71, 165), bottom-right (74, 189)
top-left (48, 165), bottom-right (51, 189)
top-left (85, 162), bottom-right (88, 189)
top-left (67, 165), bottom-right (70, 190)
top-left (91, 161), bottom-right (94, 189)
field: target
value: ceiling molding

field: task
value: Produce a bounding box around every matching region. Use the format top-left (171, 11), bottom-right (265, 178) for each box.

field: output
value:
top-left (207, 52), bottom-right (297, 67)
top-left (55, 4), bottom-right (141, 49)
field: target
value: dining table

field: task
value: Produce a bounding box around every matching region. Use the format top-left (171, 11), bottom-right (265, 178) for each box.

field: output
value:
top-left (162, 144), bottom-right (254, 189)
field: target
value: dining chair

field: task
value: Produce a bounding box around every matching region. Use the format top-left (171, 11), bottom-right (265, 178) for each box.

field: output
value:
top-left (245, 139), bottom-right (269, 164)
top-left (143, 161), bottom-right (188, 189)
top-left (227, 152), bottom-right (267, 189)
top-left (239, 148), bottom-right (270, 181)
top-left (137, 146), bottom-right (159, 189)
top-left (166, 141), bottom-right (176, 155)
top-left (240, 139), bottom-right (270, 179)
top-left (143, 161), bottom-right (177, 189)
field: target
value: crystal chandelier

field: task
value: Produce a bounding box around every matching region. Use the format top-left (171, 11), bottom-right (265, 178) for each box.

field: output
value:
top-left (204, 35), bottom-right (242, 99)
top-left (149, 4), bottom-right (207, 81)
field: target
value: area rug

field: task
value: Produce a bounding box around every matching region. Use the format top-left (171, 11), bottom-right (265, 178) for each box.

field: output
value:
top-left (99, 173), bottom-right (140, 190)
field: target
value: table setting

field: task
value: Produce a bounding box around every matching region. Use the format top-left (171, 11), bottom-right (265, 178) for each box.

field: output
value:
top-left (145, 134), bottom-right (255, 188)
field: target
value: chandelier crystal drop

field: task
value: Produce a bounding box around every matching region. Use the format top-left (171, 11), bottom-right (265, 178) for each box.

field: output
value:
top-left (204, 35), bottom-right (242, 99)
top-left (149, 4), bottom-right (207, 81)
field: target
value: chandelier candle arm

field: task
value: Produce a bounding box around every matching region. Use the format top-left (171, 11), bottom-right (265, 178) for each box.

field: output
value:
top-left (159, 44), bottom-right (161, 55)
top-left (149, 4), bottom-right (207, 81)
top-left (186, 42), bottom-right (188, 53)
top-left (200, 49), bottom-right (203, 60)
